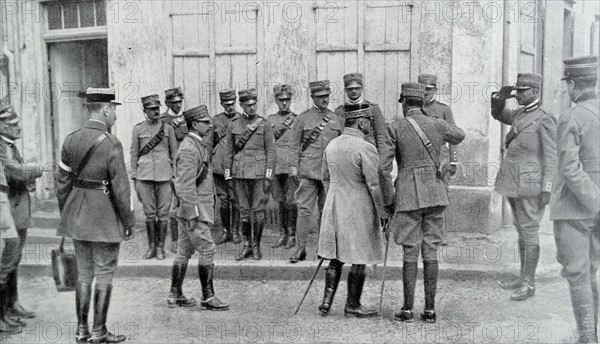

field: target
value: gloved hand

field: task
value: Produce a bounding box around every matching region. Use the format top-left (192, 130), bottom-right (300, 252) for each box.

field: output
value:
top-left (447, 163), bottom-right (458, 176)
top-left (124, 227), bottom-right (135, 241)
top-left (496, 86), bottom-right (515, 100)
top-left (539, 191), bottom-right (551, 206)
top-left (263, 178), bottom-right (272, 194)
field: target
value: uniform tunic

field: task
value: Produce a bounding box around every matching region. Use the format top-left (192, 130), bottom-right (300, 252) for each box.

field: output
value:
top-left (317, 128), bottom-right (385, 264)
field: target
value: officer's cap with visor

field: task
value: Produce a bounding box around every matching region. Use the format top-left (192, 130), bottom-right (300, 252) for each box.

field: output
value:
top-left (183, 105), bottom-right (211, 125)
top-left (238, 88), bottom-right (258, 105)
top-left (84, 87), bottom-right (121, 105)
top-left (0, 103), bottom-right (20, 125)
top-left (274, 84), bottom-right (293, 100)
top-left (219, 89), bottom-right (237, 105)
top-left (398, 82), bottom-right (426, 102)
top-left (165, 87), bottom-right (184, 103)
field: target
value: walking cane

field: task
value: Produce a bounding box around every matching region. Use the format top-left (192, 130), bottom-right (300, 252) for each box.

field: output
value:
top-left (378, 222), bottom-right (390, 317)
top-left (294, 258), bottom-right (324, 315)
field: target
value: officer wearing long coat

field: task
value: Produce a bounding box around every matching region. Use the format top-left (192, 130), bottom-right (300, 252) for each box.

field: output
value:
top-left (167, 105), bottom-right (229, 311)
top-left (56, 88), bottom-right (135, 344)
top-left (131, 94), bottom-right (177, 260)
top-left (0, 104), bottom-right (43, 325)
top-left (381, 83), bottom-right (465, 323)
top-left (161, 87), bottom-right (187, 253)
top-left (266, 84), bottom-right (299, 249)
top-left (317, 104), bottom-right (387, 318)
top-left (288, 80), bottom-right (344, 262)
top-left (223, 88), bottom-right (276, 261)
top-left (491, 73), bottom-right (557, 301)
top-left (212, 90), bottom-right (242, 246)
top-left (551, 56), bottom-right (599, 344)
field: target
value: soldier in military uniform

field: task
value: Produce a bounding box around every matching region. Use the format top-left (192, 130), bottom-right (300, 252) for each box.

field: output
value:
top-left (491, 73), bottom-right (557, 301)
top-left (266, 84), bottom-right (299, 249)
top-left (223, 88), bottom-right (276, 261)
top-left (167, 105), bottom-right (229, 311)
top-left (56, 88), bottom-right (136, 343)
top-left (0, 104), bottom-right (43, 326)
top-left (288, 80), bottom-right (344, 262)
top-left (318, 104), bottom-right (388, 318)
top-left (131, 95), bottom-right (177, 260)
top-left (334, 73), bottom-right (386, 152)
top-left (551, 56), bottom-right (599, 344)
top-left (212, 90), bottom-right (242, 246)
top-left (161, 87), bottom-right (187, 253)
top-left (381, 83), bottom-right (465, 323)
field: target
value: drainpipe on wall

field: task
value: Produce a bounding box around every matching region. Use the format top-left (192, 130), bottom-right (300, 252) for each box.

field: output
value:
top-left (501, 0), bottom-right (512, 227)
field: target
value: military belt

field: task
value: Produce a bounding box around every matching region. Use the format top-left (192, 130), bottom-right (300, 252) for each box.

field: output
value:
top-left (274, 116), bottom-right (294, 141)
top-left (74, 179), bottom-right (110, 194)
top-left (301, 113), bottom-right (331, 152)
top-left (0, 184), bottom-right (8, 193)
top-left (139, 124), bottom-right (166, 157)
top-left (235, 118), bottom-right (262, 152)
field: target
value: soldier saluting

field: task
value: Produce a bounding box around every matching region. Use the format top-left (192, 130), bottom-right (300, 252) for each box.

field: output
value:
top-left (161, 87), bottom-right (187, 254)
top-left (266, 84), bottom-right (299, 249)
top-left (223, 88), bottom-right (276, 261)
top-left (167, 105), bottom-right (229, 311)
top-left (131, 94), bottom-right (177, 261)
top-left (56, 88), bottom-right (136, 343)
top-left (288, 80), bottom-right (343, 263)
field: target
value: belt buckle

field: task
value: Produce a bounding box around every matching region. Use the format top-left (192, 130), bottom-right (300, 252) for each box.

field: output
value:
top-left (102, 180), bottom-right (110, 194)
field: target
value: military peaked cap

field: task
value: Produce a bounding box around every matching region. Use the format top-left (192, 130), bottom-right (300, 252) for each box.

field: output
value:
top-left (273, 84), bottom-right (293, 99)
top-left (418, 74), bottom-right (438, 89)
top-left (398, 82), bottom-right (426, 101)
top-left (343, 73), bottom-right (363, 88)
top-left (344, 103), bottom-right (372, 120)
top-left (513, 73), bottom-right (542, 90)
top-left (85, 87), bottom-right (121, 105)
top-left (309, 80), bottom-right (331, 96)
top-left (563, 56), bottom-right (598, 79)
top-left (141, 94), bottom-right (161, 109)
top-left (183, 105), bottom-right (211, 123)
top-left (0, 103), bottom-right (20, 124)
top-left (219, 89), bottom-right (237, 105)
top-left (238, 88), bottom-right (258, 104)
top-left (165, 87), bottom-right (184, 103)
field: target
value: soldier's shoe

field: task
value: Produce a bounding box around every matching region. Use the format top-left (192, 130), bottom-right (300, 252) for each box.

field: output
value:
top-left (498, 277), bottom-right (523, 290)
top-left (235, 246), bottom-right (253, 261)
top-left (394, 309), bottom-right (414, 323)
top-left (289, 246), bottom-right (306, 263)
top-left (0, 318), bottom-right (21, 335)
top-left (344, 304), bottom-right (378, 318)
top-left (87, 329), bottom-right (126, 343)
top-left (8, 303), bottom-right (35, 319)
top-left (232, 231), bottom-right (241, 244)
top-left (420, 310), bottom-right (437, 323)
top-left (142, 246), bottom-right (156, 260)
top-left (201, 297), bottom-right (229, 311)
top-left (510, 283), bottom-right (535, 301)
top-left (167, 294), bottom-right (197, 308)
top-left (75, 325), bottom-right (90, 343)
top-left (285, 234), bottom-right (296, 249)
top-left (271, 232), bottom-right (288, 248)
top-left (3, 313), bottom-right (25, 327)
top-left (252, 246), bottom-right (262, 260)
top-left (156, 247), bottom-right (165, 260)
top-left (214, 231), bottom-right (231, 245)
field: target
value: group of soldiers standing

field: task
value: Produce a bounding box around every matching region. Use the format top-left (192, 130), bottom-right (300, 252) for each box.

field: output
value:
top-left (0, 53), bottom-right (597, 344)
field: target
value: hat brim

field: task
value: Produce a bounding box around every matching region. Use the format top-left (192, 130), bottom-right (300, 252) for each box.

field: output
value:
top-left (424, 84), bottom-right (437, 90)
top-left (143, 104), bottom-right (161, 109)
top-left (345, 81), bottom-right (362, 89)
top-left (275, 95), bottom-right (292, 100)
top-left (240, 99), bottom-right (257, 105)
top-left (166, 97), bottom-right (184, 103)
top-left (312, 91), bottom-right (331, 96)
top-left (512, 85), bottom-right (532, 90)
top-left (84, 100), bottom-right (122, 105)
top-left (220, 100), bottom-right (236, 105)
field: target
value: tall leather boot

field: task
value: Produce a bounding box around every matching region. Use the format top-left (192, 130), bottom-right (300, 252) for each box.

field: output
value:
top-left (272, 202), bottom-right (288, 248)
top-left (215, 206), bottom-right (232, 245)
top-left (499, 237), bottom-right (525, 289)
top-left (235, 220), bottom-right (253, 261)
top-left (7, 271), bottom-right (34, 319)
top-left (395, 262), bottom-right (418, 322)
top-left (344, 265), bottom-right (377, 318)
top-left (142, 220), bottom-right (157, 259)
top-left (156, 220), bottom-right (168, 260)
top-left (230, 206), bottom-right (241, 244)
top-left (0, 284), bottom-right (21, 335)
top-left (511, 244), bottom-right (538, 301)
top-left (422, 260), bottom-right (439, 323)
top-left (75, 282), bottom-right (91, 343)
top-left (252, 214), bottom-right (264, 260)
top-left (167, 262), bottom-right (196, 308)
top-left (88, 284), bottom-right (126, 344)
top-left (569, 284), bottom-right (598, 343)
top-left (591, 276), bottom-right (599, 340)
top-left (169, 218), bottom-right (178, 254)
top-left (198, 264), bottom-right (229, 311)
top-left (285, 205), bottom-right (298, 249)
top-left (318, 260), bottom-right (343, 315)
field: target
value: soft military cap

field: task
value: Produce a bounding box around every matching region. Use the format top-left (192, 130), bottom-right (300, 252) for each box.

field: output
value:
top-left (343, 73), bottom-right (363, 88)
top-left (219, 89), bottom-right (237, 105)
top-left (0, 104), bottom-right (20, 124)
top-left (309, 80), bottom-right (331, 96)
top-left (513, 73), bottom-right (542, 90)
top-left (273, 84), bottom-right (293, 99)
top-left (238, 88), bottom-right (258, 104)
top-left (165, 87), bottom-right (184, 103)
top-left (85, 87), bottom-right (121, 105)
top-left (141, 94), bottom-right (161, 109)
top-left (398, 82), bottom-right (426, 102)
top-left (563, 55), bottom-right (598, 79)
top-left (344, 103), bottom-right (372, 120)
top-left (183, 105), bottom-right (211, 124)
top-left (418, 74), bottom-right (438, 89)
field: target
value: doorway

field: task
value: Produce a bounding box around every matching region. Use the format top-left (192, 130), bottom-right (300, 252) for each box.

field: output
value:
top-left (48, 39), bottom-right (108, 164)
